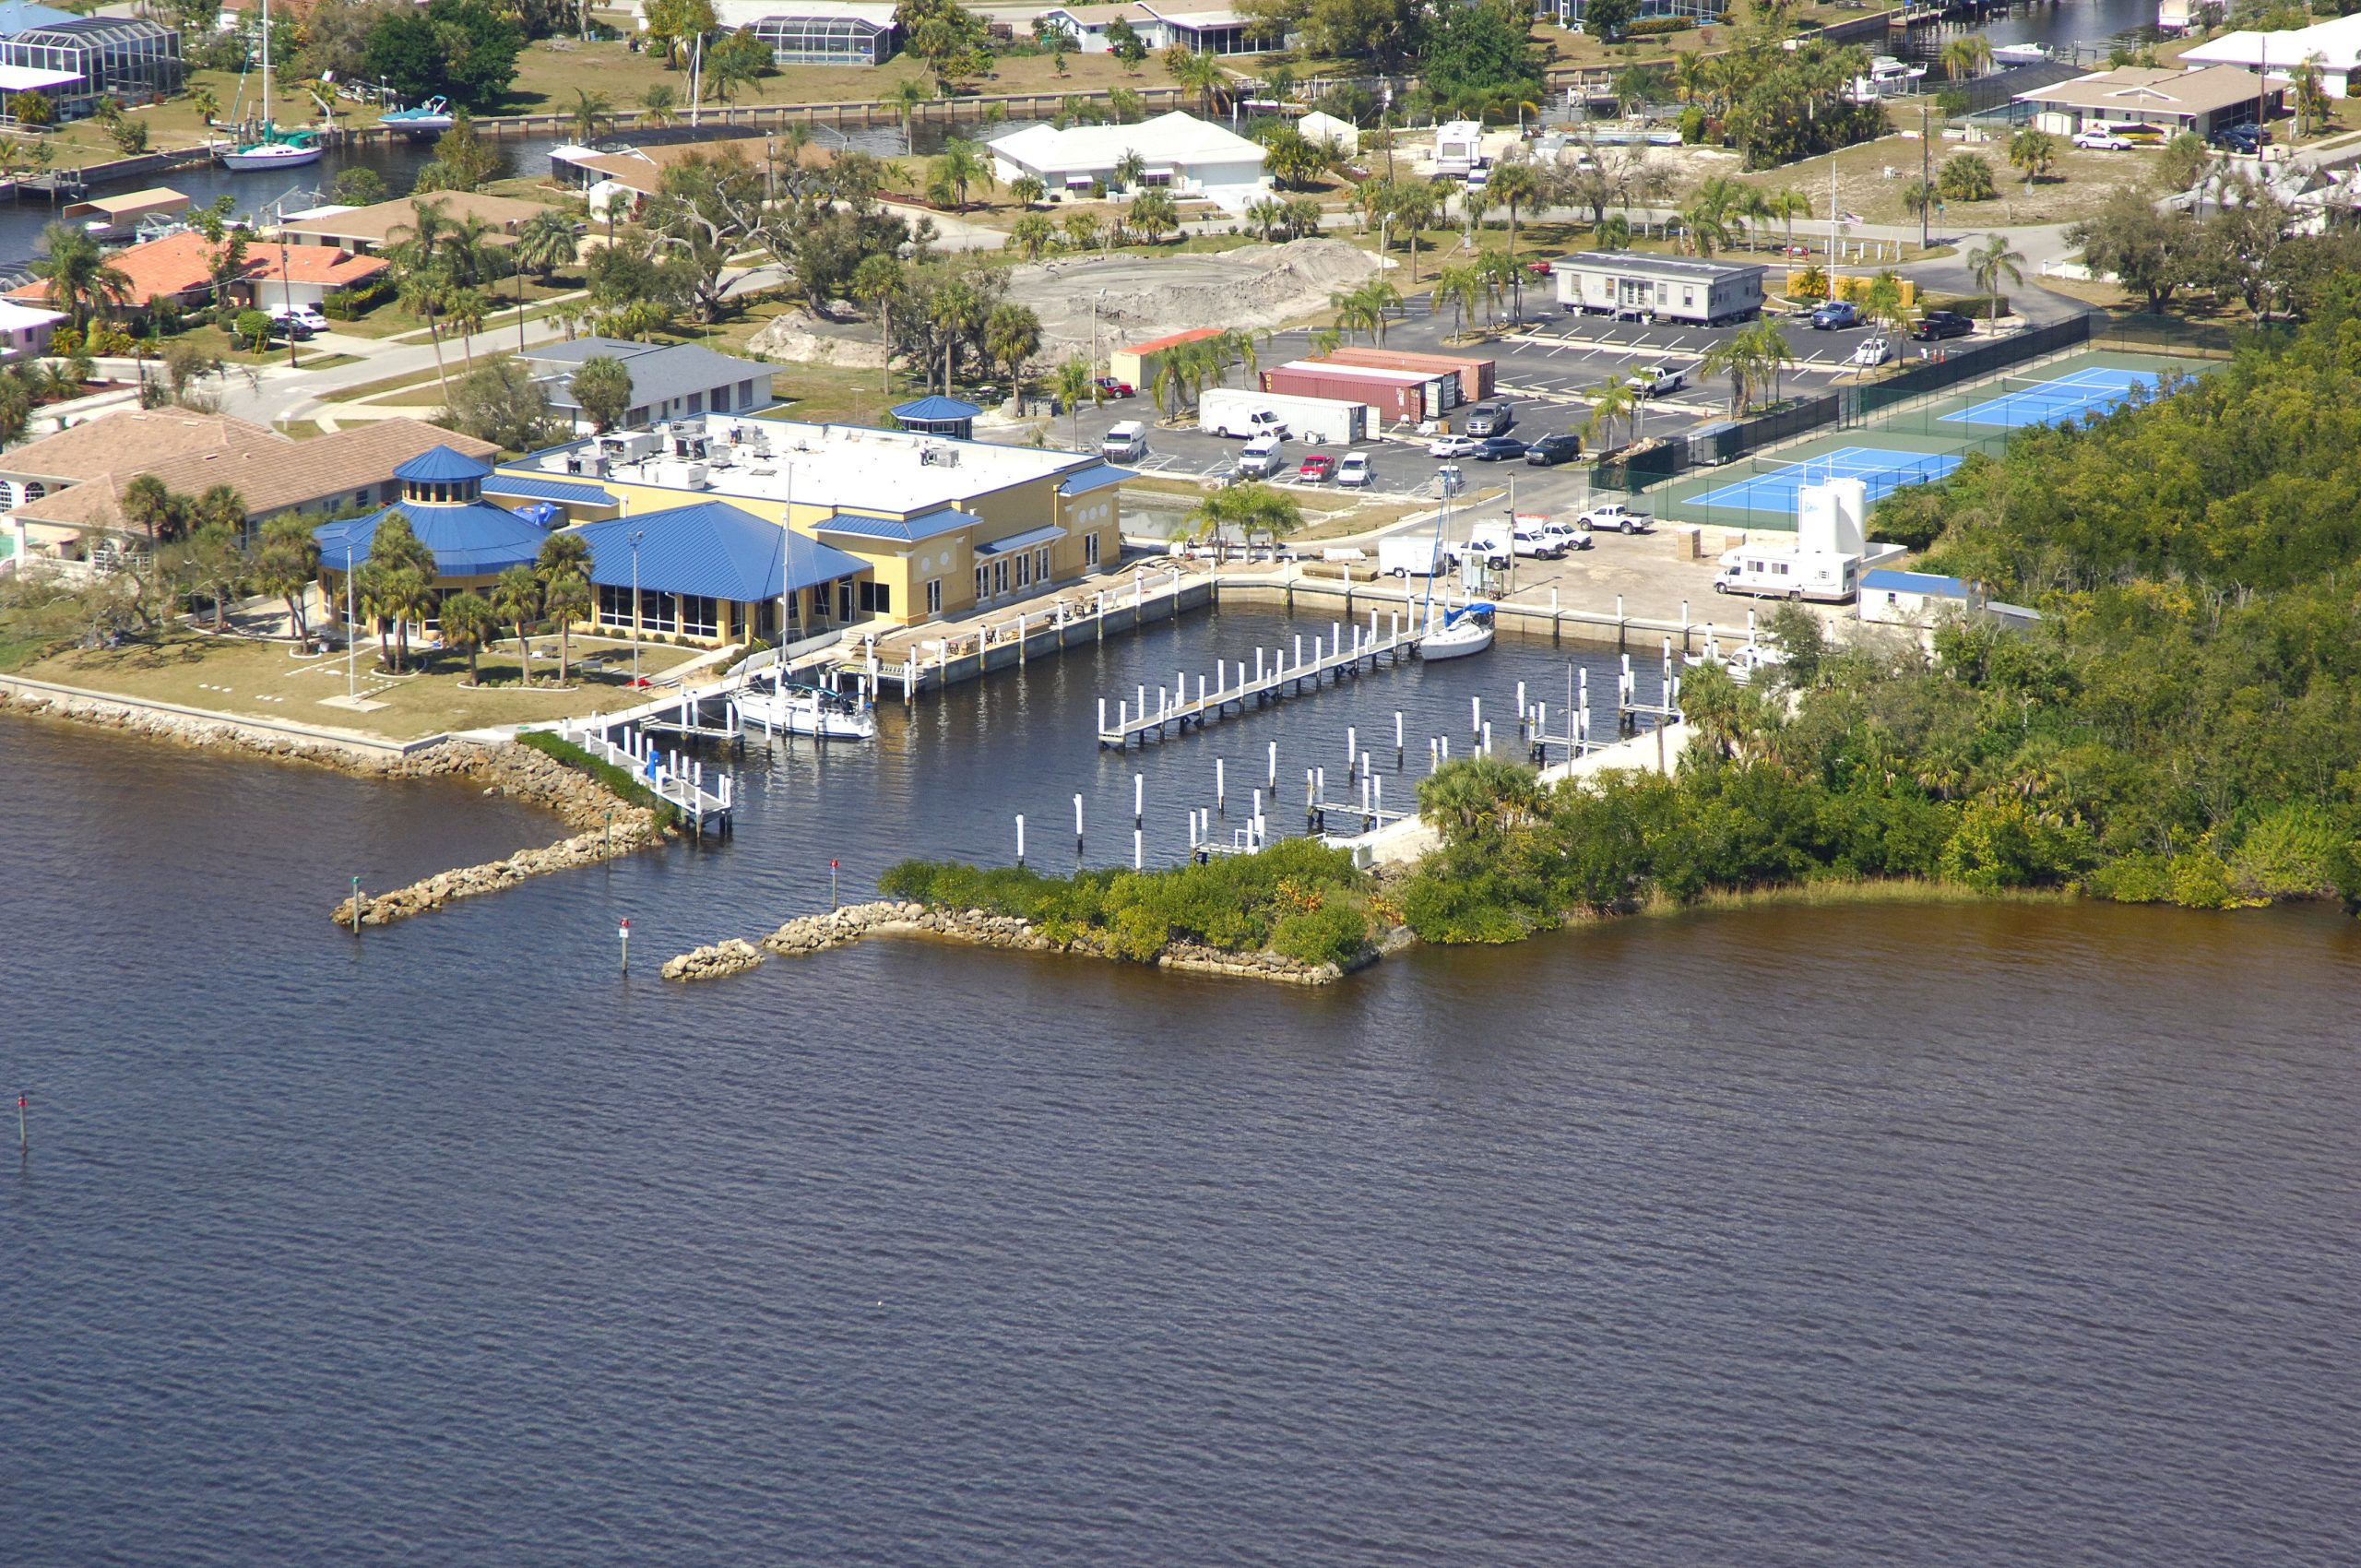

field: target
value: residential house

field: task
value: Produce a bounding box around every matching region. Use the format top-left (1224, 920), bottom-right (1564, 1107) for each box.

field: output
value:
top-left (517, 337), bottom-right (779, 433)
top-left (2180, 12), bottom-right (2361, 99)
top-left (2012, 65), bottom-right (2275, 139)
top-left (272, 191), bottom-right (553, 258)
top-left (987, 111), bottom-right (1270, 207)
top-left (1, 412), bottom-right (497, 560)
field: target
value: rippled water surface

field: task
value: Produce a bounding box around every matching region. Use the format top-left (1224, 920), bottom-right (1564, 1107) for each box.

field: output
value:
top-left (5, 612), bottom-right (2358, 1565)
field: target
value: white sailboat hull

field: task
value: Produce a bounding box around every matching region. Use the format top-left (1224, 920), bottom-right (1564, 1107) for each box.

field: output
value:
top-left (220, 140), bottom-right (322, 172)
top-left (1421, 621), bottom-right (1494, 659)
top-left (740, 687), bottom-right (878, 740)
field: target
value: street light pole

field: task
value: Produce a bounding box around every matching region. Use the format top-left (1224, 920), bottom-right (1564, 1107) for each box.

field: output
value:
top-left (344, 540), bottom-right (357, 699)
top-left (1919, 103), bottom-right (1930, 253)
top-left (629, 529), bottom-right (644, 686)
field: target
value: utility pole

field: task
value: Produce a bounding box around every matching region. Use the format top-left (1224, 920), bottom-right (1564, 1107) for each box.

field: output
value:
top-left (1920, 102), bottom-right (1931, 253)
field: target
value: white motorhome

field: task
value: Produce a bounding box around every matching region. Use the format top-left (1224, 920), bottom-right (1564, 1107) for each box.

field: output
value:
top-left (1714, 547), bottom-right (1860, 601)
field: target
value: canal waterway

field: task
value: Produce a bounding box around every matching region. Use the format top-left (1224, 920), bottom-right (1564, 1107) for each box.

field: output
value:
top-left (5, 603), bottom-right (2359, 1565)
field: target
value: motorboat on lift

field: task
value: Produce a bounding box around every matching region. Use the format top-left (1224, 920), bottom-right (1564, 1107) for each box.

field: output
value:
top-left (738, 671), bottom-right (878, 740)
top-left (381, 96), bottom-right (457, 136)
top-left (1421, 601), bottom-right (1496, 660)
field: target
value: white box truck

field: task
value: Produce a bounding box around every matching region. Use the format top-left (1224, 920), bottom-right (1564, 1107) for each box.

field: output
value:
top-left (1379, 534), bottom-right (1447, 576)
top-left (1200, 387), bottom-right (1372, 445)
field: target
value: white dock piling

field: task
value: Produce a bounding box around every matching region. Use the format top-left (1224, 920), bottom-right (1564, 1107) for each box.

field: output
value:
top-left (1471, 695), bottom-right (1482, 735)
top-left (1133, 771), bottom-right (1144, 826)
top-left (1015, 814), bottom-right (1026, 865)
top-left (1267, 741), bottom-right (1277, 788)
top-left (1216, 757), bottom-right (1226, 812)
top-left (1074, 793), bottom-right (1085, 858)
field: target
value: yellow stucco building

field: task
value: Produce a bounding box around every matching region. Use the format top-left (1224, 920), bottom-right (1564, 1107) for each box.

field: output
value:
top-left (495, 409), bottom-right (1124, 636)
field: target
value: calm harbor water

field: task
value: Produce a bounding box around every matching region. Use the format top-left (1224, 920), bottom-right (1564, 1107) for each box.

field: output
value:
top-left (6, 624), bottom-right (2361, 1564)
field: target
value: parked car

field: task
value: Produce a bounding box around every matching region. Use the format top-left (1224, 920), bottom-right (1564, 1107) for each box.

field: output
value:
top-left (1810, 301), bottom-right (1860, 329)
top-left (1428, 434), bottom-right (1482, 458)
top-left (1463, 400), bottom-right (1516, 436)
top-left (2212, 122), bottom-right (2266, 153)
top-left (1335, 452), bottom-right (1374, 488)
top-left (1297, 453), bottom-right (1336, 483)
top-left (2073, 128), bottom-right (2132, 150)
top-left (1526, 259), bottom-right (1554, 277)
top-left (1576, 502), bottom-right (1654, 534)
top-left (1525, 432), bottom-right (1584, 467)
top-left (1540, 517), bottom-right (1593, 552)
top-left (1851, 335), bottom-right (1895, 368)
top-left (1910, 310), bottom-right (1975, 341)
top-left (1470, 436), bottom-right (1529, 461)
top-left (268, 303), bottom-right (329, 334)
top-left (1093, 376), bottom-right (1134, 398)
top-left (266, 315), bottom-right (315, 341)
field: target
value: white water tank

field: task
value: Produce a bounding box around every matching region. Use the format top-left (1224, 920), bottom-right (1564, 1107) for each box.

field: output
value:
top-left (1797, 478), bottom-right (1868, 557)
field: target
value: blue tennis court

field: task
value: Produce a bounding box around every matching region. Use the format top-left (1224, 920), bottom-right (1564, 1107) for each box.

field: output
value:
top-left (1942, 365), bottom-right (2162, 429)
top-left (1689, 445), bottom-right (1964, 514)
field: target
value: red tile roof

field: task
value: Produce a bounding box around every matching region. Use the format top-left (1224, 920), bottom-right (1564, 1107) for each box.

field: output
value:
top-left (6, 229), bottom-right (390, 310)
top-left (1120, 327), bottom-right (1223, 356)
top-left (243, 246), bottom-right (389, 289)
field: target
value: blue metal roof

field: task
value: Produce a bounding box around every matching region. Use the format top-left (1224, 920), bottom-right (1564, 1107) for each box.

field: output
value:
top-left (813, 507), bottom-right (974, 545)
top-left (891, 396), bottom-right (981, 422)
top-left (1861, 569), bottom-right (1969, 597)
top-left (975, 523), bottom-right (1064, 557)
top-left (571, 503), bottom-right (865, 602)
top-left (1057, 463), bottom-right (1132, 497)
top-left (482, 473), bottom-right (620, 506)
top-left (394, 445), bottom-right (493, 483)
top-left (314, 499), bottom-right (547, 577)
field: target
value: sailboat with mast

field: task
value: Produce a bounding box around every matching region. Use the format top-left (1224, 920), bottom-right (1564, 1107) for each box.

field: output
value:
top-left (219, 0), bottom-right (323, 172)
top-left (1417, 466), bottom-right (1495, 660)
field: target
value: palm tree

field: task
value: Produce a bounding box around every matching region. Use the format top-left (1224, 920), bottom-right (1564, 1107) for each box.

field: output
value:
top-left (933, 137), bottom-right (992, 210)
top-left (1476, 249), bottom-right (1520, 325)
top-left (570, 89), bottom-right (614, 144)
top-left (1584, 378), bottom-right (1641, 451)
top-left (1967, 232), bottom-right (2025, 323)
top-left (1740, 318), bottom-right (1797, 404)
top-left (850, 252), bottom-right (901, 395)
top-left (1243, 196), bottom-right (1287, 241)
top-left (2292, 52), bottom-right (2330, 138)
top-left (30, 222), bottom-right (132, 330)
top-left (1358, 278), bottom-right (1403, 345)
top-left (440, 589), bottom-right (499, 684)
top-left (2007, 126), bottom-right (2058, 188)
top-left (1764, 188), bottom-right (1810, 257)
top-left (1054, 354), bottom-right (1097, 447)
top-left (536, 530), bottom-right (593, 682)
top-left (1009, 173), bottom-right (1046, 208)
top-left (255, 512), bottom-right (319, 641)
top-left (1111, 148), bottom-right (1148, 193)
top-left (381, 565), bottom-right (436, 672)
top-left (513, 208), bottom-right (579, 282)
top-left (492, 564), bottom-right (541, 686)
top-left (1007, 212), bottom-right (1054, 258)
top-left (1128, 188), bottom-right (1180, 243)
top-left (1940, 34), bottom-right (1992, 83)
top-left (1432, 263), bottom-right (1483, 337)
top-left (1062, 210), bottom-right (1101, 252)
top-left (640, 84), bottom-right (680, 128)
top-left (121, 473), bottom-right (174, 541)
top-left (1487, 160), bottom-right (1542, 305)
top-left (444, 286), bottom-right (491, 369)
top-left (1164, 46), bottom-right (1227, 117)
top-left (1700, 330), bottom-right (1762, 416)
top-left (398, 270), bottom-right (454, 400)
top-left (890, 77), bottom-right (929, 148)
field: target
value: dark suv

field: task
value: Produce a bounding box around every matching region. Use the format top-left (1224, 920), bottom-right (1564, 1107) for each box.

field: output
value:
top-left (1525, 433), bottom-right (1584, 467)
top-left (1910, 310), bottom-right (1975, 341)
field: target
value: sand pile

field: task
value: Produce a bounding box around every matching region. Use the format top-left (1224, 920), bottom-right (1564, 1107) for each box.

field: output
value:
top-left (1007, 238), bottom-right (1382, 354)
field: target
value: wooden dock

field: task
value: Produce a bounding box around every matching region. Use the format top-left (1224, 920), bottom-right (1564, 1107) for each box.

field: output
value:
top-left (1095, 609), bottom-right (1422, 750)
top-left (555, 717), bottom-right (737, 837)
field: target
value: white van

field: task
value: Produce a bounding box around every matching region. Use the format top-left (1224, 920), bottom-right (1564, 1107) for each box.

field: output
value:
top-left (1237, 433), bottom-right (1287, 478)
top-left (1100, 420), bottom-right (1148, 460)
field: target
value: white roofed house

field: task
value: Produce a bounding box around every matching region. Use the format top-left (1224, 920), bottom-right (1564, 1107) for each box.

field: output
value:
top-left (989, 3), bottom-right (1272, 53)
top-left (2180, 12), bottom-right (2361, 98)
top-left (987, 110), bottom-right (1270, 208)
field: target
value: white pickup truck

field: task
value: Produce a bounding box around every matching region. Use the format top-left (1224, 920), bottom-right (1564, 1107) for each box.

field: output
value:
top-left (1576, 501), bottom-right (1655, 534)
top-left (1629, 363), bottom-right (1687, 398)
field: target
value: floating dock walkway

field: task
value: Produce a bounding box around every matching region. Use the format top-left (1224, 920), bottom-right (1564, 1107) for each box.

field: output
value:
top-left (1095, 609), bottom-right (1423, 750)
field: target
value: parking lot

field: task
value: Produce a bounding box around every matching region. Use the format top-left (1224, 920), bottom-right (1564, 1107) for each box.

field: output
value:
top-left (1066, 288), bottom-right (1975, 525)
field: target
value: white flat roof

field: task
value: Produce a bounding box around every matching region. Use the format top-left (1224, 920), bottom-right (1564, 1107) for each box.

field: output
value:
top-left (1272, 360), bottom-right (1434, 385)
top-left (0, 64), bottom-right (81, 91)
top-left (590, 415), bottom-right (1094, 516)
top-left (0, 299), bottom-right (64, 329)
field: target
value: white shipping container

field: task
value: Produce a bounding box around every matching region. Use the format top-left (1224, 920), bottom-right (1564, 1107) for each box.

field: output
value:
top-left (1200, 387), bottom-right (1374, 445)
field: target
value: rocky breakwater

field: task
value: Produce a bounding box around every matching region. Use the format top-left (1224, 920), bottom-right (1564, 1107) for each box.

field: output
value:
top-left (328, 744), bottom-right (669, 928)
top-left (661, 938), bottom-right (765, 982)
top-left (753, 900), bottom-right (1353, 985)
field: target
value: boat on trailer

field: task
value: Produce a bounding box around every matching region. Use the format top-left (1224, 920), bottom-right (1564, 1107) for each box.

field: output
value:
top-left (381, 96), bottom-right (456, 135)
top-left (739, 673), bottom-right (878, 741)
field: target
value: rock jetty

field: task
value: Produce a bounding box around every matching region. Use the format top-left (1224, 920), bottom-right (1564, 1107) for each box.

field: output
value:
top-left (329, 746), bottom-right (667, 927)
top-left (661, 938), bottom-right (765, 982)
top-left (748, 899), bottom-right (1351, 984)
